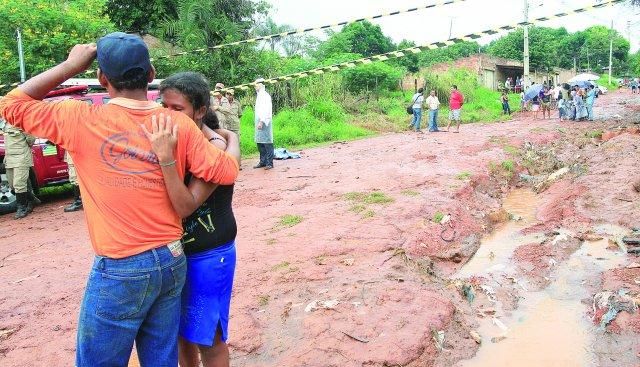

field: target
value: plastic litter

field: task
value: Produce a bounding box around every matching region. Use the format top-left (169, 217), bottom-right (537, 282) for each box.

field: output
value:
top-left (305, 299), bottom-right (339, 312)
top-left (462, 284), bottom-right (476, 303)
top-left (592, 289), bottom-right (638, 330)
top-left (432, 329), bottom-right (446, 352)
top-left (480, 285), bottom-right (497, 302)
top-left (274, 148), bottom-right (301, 160)
top-left (492, 317), bottom-right (509, 332)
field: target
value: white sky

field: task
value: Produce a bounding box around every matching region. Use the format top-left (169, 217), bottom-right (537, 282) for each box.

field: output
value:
top-left (267, 0), bottom-right (640, 52)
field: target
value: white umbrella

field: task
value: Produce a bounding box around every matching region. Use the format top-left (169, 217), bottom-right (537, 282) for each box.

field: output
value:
top-left (568, 73), bottom-right (600, 82)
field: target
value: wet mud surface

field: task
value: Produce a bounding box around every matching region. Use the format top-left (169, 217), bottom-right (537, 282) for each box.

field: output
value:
top-left (1, 90), bottom-right (640, 366)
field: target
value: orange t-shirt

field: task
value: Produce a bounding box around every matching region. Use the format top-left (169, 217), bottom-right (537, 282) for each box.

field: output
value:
top-left (0, 89), bottom-right (239, 258)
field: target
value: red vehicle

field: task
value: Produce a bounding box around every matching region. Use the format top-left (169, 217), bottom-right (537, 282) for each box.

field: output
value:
top-left (1, 83), bottom-right (161, 214)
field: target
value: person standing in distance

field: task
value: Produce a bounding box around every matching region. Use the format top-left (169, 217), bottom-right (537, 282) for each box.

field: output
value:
top-left (2, 121), bottom-right (39, 219)
top-left (408, 88), bottom-right (424, 132)
top-left (212, 86), bottom-right (230, 131)
top-left (0, 33), bottom-right (239, 366)
top-left (63, 151), bottom-right (83, 212)
top-left (253, 79), bottom-right (274, 170)
top-left (424, 90), bottom-right (440, 132)
top-left (447, 85), bottom-right (464, 133)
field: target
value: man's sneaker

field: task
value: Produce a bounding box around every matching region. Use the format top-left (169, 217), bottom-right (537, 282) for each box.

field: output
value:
top-left (253, 164), bottom-right (265, 169)
top-left (264, 165), bottom-right (273, 170)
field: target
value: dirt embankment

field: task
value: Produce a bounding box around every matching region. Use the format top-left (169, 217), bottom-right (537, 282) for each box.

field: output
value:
top-left (1, 90), bottom-right (639, 366)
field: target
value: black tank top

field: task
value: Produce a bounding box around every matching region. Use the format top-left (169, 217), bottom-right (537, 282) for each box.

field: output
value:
top-left (181, 174), bottom-right (237, 255)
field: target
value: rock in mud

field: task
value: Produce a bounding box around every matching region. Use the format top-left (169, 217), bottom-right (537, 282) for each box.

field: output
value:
top-left (469, 330), bottom-right (482, 344)
top-left (488, 209), bottom-right (510, 224)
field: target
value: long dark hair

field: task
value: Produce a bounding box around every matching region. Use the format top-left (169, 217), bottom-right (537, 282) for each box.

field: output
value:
top-left (159, 72), bottom-right (219, 129)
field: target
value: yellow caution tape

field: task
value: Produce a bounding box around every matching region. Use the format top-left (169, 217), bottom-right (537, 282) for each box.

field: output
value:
top-left (219, 0), bottom-right (624, 94)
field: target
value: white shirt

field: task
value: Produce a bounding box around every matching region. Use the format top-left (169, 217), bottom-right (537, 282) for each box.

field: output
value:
top-left (412, 93), bottom-right (424, 108)
top-left (424, 95), bottom-right (440, 110)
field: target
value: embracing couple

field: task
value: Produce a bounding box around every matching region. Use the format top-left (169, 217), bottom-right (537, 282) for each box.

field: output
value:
top-left (0, 33), bottom-right (241, 367)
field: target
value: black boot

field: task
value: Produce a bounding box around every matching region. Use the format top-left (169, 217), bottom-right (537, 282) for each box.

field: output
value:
top-left (15, 192), bottom-right (29, 219)
top-left (64, 185), bottom-right (83, 212)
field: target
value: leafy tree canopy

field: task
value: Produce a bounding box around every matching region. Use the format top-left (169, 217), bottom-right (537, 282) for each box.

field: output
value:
top-left (0, 0), bottom-right (114, 82)
top-left (487, 26), bottom-right (629, 72)
top-left (104, 0), bottom-right (178, 32)
top-left (315, 21), bottom-right (395, 60)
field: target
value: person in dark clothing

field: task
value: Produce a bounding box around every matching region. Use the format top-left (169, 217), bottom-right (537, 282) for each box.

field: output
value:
top-left (145, 72), bottom-right (241, 367)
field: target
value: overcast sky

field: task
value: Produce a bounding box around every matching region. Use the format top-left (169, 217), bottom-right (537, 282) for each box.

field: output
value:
top-left (267, 0), bottom-right (640, 52)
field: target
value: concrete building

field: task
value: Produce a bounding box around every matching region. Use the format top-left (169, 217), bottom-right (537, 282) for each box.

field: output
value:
top-left (404, 54), bottom-right (575, 91)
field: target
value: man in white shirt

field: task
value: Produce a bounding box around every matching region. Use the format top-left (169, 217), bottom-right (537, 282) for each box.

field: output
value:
top-left (424, 90), bottom-right (441, 132)
top-left (409, 88), bottom-right (424, 132)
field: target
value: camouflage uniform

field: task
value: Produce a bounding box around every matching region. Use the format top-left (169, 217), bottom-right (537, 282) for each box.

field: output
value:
top-left (212, 95), bottom-right (230, 130)
top-left (2, 122), bottom-right (37, 218)
top-left (220, 99), bottom-right (242, 136)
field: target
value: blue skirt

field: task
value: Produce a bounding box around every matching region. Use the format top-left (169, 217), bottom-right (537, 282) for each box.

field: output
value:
top-left (179, 240), bottom-right (236, 345)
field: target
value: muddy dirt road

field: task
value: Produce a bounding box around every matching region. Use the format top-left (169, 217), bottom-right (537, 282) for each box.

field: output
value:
top-left (1, 90), bottom-right (640, 366)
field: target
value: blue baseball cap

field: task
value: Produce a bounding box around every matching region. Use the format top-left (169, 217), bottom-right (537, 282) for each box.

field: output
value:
top-left (97, 32), bottom-right (151, 79)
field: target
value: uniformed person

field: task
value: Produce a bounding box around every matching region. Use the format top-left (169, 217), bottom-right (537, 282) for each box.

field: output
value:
top-left (221, 89), bottom-right (242, 136)
top-left (63, 151), bottom-right (82, 212)
top-left (2, 121), bottom-right (38, 219)
top-left (212, 85), bottom-right (230, 130)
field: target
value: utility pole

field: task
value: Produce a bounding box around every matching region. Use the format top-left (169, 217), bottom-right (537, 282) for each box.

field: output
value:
top-left (16, 28), bottom-right (26, 83)
top-left (609, 19), bottom-right (613, 85)
top-left (449, 18), bottom-right (454, 39)
top-left (523, 0), bottom-right (530, 88)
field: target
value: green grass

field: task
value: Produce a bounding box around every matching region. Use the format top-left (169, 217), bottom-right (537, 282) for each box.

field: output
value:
top-left (258, 295), bottom-right (270, 306)
top-left (501, 160), bottom-right (515, 173)
top-left (277, 215), bottom-right (303, 228)
top-left (38, 183), bottom-right (73, 197)
top-left (433, 211), bottom-right (445, 223)
top-left (503, 145), bottom-right (520, 156)
top-left (362, 210), bottom-right (375, 218)
top-left (239, 101), bottom-right (372, 156)
top-left (585, 129), bottom-right (604, 139)
top-left (598, 74), bottom-right (619, 91)
top-left (349, 204), bottom-right (366, 213)
top-left (456, 171), bottom-right (471, 180)
top-left (344, 191), bottom-right (394, 204)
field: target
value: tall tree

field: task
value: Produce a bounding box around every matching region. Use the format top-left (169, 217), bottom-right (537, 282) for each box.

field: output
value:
top-left (103, 0), bottom-right (178, 32)
top-left (314, 21), bottom-right (395, 60)
top-left (0, 0), bottom-right (114, 83)
top-left (156, 0), bottom-right (272, 85)
top-left (254, 17), bottom-right (293, 52)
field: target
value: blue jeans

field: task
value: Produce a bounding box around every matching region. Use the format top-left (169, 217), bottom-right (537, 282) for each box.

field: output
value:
top-left (428, 109), bottom-right (439, 131)
top-left (586, 104), bottom-right (594, 120)
top-left (410, 108), bottom-right (422, 130)
top-left (76, 244), bottom-right (187, 367)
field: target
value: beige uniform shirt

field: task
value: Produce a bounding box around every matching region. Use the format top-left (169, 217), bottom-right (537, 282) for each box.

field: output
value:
top-left (212, 96), bottom-right (230, 129)
top-left (2, 122), bottom-right (34, 168)
top-left (221, 100), bottom-right (242, 133)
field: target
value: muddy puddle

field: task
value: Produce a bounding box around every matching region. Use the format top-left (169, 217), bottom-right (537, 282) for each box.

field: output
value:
top-left (455, 189), bottom-right (628, 367)
top-left (456, 189), bottom-right (544, 278)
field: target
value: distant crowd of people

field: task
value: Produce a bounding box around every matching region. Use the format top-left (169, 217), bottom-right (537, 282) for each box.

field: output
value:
top-left (520, 83), bottom-right (599, 121)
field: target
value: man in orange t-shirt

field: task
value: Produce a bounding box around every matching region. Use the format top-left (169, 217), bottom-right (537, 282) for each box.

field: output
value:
top-left (0, 33), bottom-right (239, 366)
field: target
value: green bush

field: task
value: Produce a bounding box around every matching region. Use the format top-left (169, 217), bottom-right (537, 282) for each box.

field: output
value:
top-left (342, 62), bottom-right (404, 94)
top-left (239, 104), bottom-right (371, 156)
